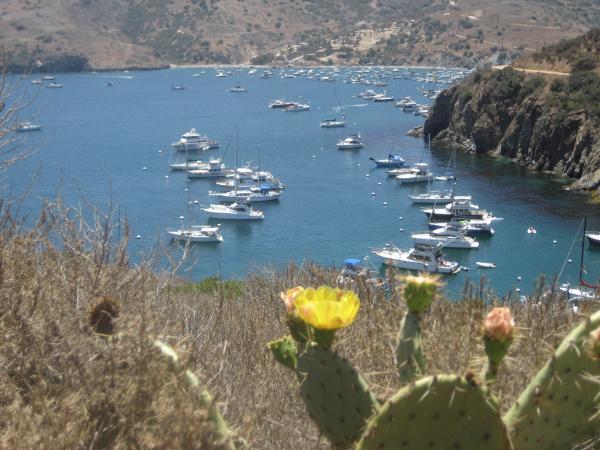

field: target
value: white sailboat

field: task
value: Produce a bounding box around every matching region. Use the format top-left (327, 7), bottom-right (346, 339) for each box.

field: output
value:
top-left (167, 190), bottom-right (223, 243)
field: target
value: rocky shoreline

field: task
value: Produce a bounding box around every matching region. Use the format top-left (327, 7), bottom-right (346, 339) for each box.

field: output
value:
top-left (424, 67), bottom-right (600, 193)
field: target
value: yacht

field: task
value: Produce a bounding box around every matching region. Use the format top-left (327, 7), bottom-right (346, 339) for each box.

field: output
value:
top-left (371, 243), bottom-right (460, 274)
top-left (320, 118), bottom-right (346, 128)
top-left (167, 225), bottom-right (223, 243)
top-left (216, 169), bottom-right (285, 191)
top-left (423, 198), bottom-right (495, 221)
top-left (169, 159), bottom-right (211, 171)
top-left (369, 154), bottom-right (406, 168)
top-left (269, 99), bottom-right (296, 109)
top-left (187, 160), bottom-right (234, 178)
top-left (208, 186), bottom-right (280, 203)
top-left (283, 102), bottom-right (310, 112)
top-left (357, 89), bottom-right (377, 100)
top-left (201, 202), bottom-right (264, 220)
top-left (47, 83), bottom-right (63, 89)
top-left (429, 219), bottom-right (495, 237)
top-left (16, 122), bottom-right (42, 132)
top-left (337, 134), bottom-right (363, 150)
top-left (229, 84), bottom-right (247, 93)
top-left (409, 191), bottom-right (471, 205)
top-left (395, 97), bottom-right (418, 110)
top-left (395, 163), bottom-right (434, 184)
top-left (411, 232), bottom-right (479, 249)
top-left (372, 92), bottom-right (394, 102)
top-left (171, 128), bottom-right (219, 151)
top-left (586, 231), bottom-right (600, 246)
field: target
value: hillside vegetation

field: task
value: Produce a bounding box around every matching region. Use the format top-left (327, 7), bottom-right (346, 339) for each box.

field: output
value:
top-left (1, 0), bottom-right (600, 70)
top-left (425, 29), bottom-right (600, 193)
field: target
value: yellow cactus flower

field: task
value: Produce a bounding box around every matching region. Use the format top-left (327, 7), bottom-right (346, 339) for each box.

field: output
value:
top-left (401, 273), bottom-right (441, 313)
top-left (293, 286), bottom-right (360, 330)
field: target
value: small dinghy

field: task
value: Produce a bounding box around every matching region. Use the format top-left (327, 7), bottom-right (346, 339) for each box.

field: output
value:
top-left (476, 262), bottom-right (496, 269)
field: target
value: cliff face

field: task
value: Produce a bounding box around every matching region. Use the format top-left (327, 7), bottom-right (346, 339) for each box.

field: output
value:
top-left (424, 68), bottom-right (600, 191)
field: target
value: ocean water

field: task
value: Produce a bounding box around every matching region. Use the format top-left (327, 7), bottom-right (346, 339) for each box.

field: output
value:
top-left (6, 67), bottom-right (600, 298)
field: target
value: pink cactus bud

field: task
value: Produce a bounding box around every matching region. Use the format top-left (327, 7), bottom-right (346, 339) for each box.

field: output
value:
top-left (484, 307), bottom-right (515, 342)
top-left (280, 286), bottom-right (304, 313)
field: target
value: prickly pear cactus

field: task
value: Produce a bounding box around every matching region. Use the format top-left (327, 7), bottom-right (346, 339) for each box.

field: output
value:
top-left (504, 311), bottom-right (600, 450)
top-left (397, 311), bottom-right (425, 382)
top-left (296, 345), bottom-right (379, 449)
top-left (356, 375), bottom-right (512, 450)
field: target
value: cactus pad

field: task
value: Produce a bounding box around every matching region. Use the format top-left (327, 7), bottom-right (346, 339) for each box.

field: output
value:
top-left (504, 311), bottom-right (600, 450)
top-left (356, 375), bottom-right (511, 450)
top-left (296, 346), bottom-right (379, 448)
top-left (397, 311), bottom-right (425, 383)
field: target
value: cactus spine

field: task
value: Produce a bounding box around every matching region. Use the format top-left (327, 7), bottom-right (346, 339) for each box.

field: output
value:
top-left (504, 311), bottom-right (600, 450)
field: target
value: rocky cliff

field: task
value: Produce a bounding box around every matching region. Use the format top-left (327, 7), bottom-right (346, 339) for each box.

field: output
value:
top-left (424, 66), bottom-right (600, 192)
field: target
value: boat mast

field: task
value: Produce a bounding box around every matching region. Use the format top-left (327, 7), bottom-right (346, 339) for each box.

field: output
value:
top-left (580, 215), bottom-right (587, 284)
top-left (234, 127), bottom-right (238, 195)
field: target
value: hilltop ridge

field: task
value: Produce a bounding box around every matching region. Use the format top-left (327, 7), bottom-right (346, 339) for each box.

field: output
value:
top-left (1, 0), bottom-right (599, 71)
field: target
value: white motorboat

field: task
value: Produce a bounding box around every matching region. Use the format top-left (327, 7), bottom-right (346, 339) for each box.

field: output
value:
top-left (16, 121), bottom-right (42, 132)
top-left (167, 225), bottom-right (223, 243)
top-left (527, 226), bottom-right (537, 234)
top-left (337, 134), bottom-right (363, 150)
top-left (42, 75), bottom-right (56, 81)
top-left (429, 219), bottom-right (495, 237)
top-left (229, 84), bottom-right (247, 93)
top-left (387, 167), bottom-right (413, 177)
top-left (476, 262), bottom-right (496, 269)
top-left (187, 160), bottom-right (234, 178)
top-left (372, 92), bottom-right (394, 102)
top-left (269, 99), bottom-right (296, 108)
top-left (415, 105), bottom-right (430, 116)
top-left (395, 97), bottom-right (418, 110)
top-left (171, 84), bottom-right (186, 91)
top-left (411, 232), bottom-right (479, 249)
top-left (208, 187), bottom-right (280, 203)
top-left (370, 154), bottom-right (406, 168)
top-left (371, 243), bottom-right (460, 274)
top-left (283, 102), bottom-right (310, 112)
top-left (31, 79), bottom-right (43, 85)
top-left (409, 191), bottom-right (471, 205)
top-left (47, 83), bottom-right (63, 89)
top-left (201, 202), bottom-right (264, 220)
top-left (357, 89), bottom-right (377, 100)
top-left (171, 128), bottom-right (219, 151)
top-left (423, 198), bottom-right (495, 221)
top-left (395, 163), bottom-right (433, 184)
top-left (320, 118), bottom-right (346, 128)
top-left (169, 159), bottom-right (211, 171)
top-left (216, 168), bottom-right (285, 190)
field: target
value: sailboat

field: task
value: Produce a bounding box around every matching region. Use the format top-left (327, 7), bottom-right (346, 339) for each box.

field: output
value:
top-left (320, 90), bottom-right (346, 128)
top-left (557, 216), bottom-right (597, 302)
top-left (167, 189), bottom-right (223, 243)
top-left (201, 129), bottom-right (265, 220)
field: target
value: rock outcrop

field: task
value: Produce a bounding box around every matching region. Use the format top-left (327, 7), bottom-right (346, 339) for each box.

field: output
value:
top-left (424, 67), bottom-right (600, 191)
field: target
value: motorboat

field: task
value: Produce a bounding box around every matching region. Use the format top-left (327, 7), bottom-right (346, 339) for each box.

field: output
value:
top-left (415, 105), bottom-right (430, 116)
top-left (429, 219), bottom-right (495, 237)
top-left (283, 102), bottom-right (310, 112)
top-left (229, 84), bottom-right (247, 93)
top-left (187, 160), bottom-right (234, 178)
top-left (395, 97), bottom-right (418, 110)
top-left (387, 167), bottom-right (413, 177)
top-left (269, 99), bottom-right (296, 108)
top-left (395, 163), bottom-right (433, 184)
top-left (372, 92), bottom-right (394, 102)
top-left (171, 128), bottom-right (219, 151)
top-left (171, 84), bottom-right (186, 90)
top-left (423, 198), bottom-right (495, 221)
top-left (167, 225), bottom-right (223, 243)
top-left (42, 75), bottom-right (56, 81)
top-left (31, 79), bottom-right (43, 85)
top-left (208, 186), bottom-right (280, 203)
top-left (47, 83), bottom-right (63, 89)
top-left (336, 258), bottom-right (387, 290)
top-left (527, 226), bottom-right (537, 235)
top-left (16, 121), bottom-right (42, 132)
top-left (169, 159), bottom-right (212, 171)
top-left (587, 231), bottom-right (600, 245)
top-left (215, 168), bottom-right (285, 190)
top-left (357, 89), bottom-right (377, 100)
top-left (201, 202), bottom-right (264, 220)
top-left (409, 191), bottom-right (471, 205)
top-left (371, 243), bottom-right (460, 274)
top-left (476, 262), bottom-right (496, 269)
top-left (337, 134), bottom-right (363, 150)
top-left (369, 154), bottom-right (406, 168)
top-left (320, 118), bottom-right (346, 128)
top-left (411, 232), bottom-right (479, 249)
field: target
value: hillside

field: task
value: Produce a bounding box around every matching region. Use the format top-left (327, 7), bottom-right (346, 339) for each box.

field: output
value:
top-left (424, 29), bottom-right (600, 194)
top-left (1, 0), bottom-right (600, 70)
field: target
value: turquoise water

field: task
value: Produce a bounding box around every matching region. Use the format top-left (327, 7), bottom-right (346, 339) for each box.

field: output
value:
top-left (7, 68), bottom-right (600, 297)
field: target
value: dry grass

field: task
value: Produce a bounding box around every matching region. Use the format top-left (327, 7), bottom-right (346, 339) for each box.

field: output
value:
top-left (0, 199), bottom-right (597, 449)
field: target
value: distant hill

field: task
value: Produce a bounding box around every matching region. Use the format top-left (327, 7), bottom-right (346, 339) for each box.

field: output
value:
top-left (1, 0), bottom-right (600, 71)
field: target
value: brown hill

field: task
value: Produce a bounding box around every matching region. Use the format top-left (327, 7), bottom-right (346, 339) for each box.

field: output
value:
top-left (1, 0), bottom-right (600, 70)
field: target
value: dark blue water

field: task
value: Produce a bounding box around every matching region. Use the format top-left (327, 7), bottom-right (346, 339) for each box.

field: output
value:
top-left (6, 68), bottom-right (600, 297)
